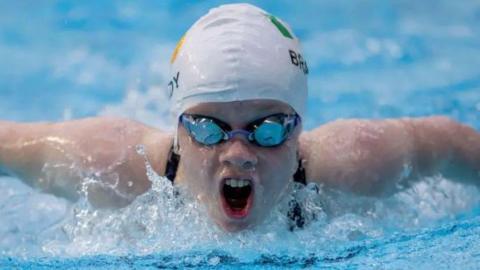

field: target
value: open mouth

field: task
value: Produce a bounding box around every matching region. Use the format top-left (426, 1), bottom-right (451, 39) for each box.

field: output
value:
top-left (221, 178), bottom-right (254, 218)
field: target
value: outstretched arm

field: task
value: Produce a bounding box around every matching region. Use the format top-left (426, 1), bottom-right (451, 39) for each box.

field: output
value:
top-left (0, 117), bottom-right (173, 207)
top-left (299, 117), bottom-right (480, 196)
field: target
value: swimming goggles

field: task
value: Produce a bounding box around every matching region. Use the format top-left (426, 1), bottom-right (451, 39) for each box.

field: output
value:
top-left (179, 113), bottom-right (300, 147)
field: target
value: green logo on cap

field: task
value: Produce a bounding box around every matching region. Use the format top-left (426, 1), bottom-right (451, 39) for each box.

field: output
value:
top-left (268, 15), bottom-right (293, 39)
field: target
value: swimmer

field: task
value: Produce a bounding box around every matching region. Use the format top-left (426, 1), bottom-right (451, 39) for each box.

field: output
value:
top-left (0, 3), bottom-right (479, 232)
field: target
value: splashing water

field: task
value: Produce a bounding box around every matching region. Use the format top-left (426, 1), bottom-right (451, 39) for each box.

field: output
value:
top-left (35, 145), bottom-right (328, 258)
top-left (1, 146), bottom-right (480, 267)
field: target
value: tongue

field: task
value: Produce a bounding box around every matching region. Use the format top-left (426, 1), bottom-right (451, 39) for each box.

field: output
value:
top-left (227, 197), bottom-right (248, 210)
top-left (223, 185), bottom-right (252, 210)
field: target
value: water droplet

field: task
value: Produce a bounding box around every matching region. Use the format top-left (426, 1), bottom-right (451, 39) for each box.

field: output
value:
top-left (208, 256), bottom-right (220, 266)
top-left (136, 144), bottom-right (145, 155)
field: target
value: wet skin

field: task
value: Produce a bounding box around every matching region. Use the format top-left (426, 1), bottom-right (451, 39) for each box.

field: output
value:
top-left (1, 104), bottom-right (480, 232)
top-left (175, 100), bottom-right (300, 232)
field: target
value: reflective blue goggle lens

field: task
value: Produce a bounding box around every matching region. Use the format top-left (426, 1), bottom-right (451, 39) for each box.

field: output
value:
top-left (180, 113), bottom-right (299, 147)
top-left (253, 119), bottom-right (286, 147)
top-left (183, 117), bottom-right (224, 145)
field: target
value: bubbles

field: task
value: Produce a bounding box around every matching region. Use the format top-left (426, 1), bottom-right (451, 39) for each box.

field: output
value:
top-left (1, 137), bottom-right (480, 260)
top-left (1, 166), bottom-right (480, 265)
top-left (208, 256), bottom-right (221, 266)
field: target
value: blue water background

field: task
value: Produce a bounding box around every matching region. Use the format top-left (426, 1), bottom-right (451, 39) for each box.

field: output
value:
top-left (1, 0), bottom-right (480, 269)
top-left (1, 0), bottom-right (479, 129)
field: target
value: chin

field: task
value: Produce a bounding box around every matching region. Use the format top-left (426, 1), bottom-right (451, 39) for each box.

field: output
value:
top-left (217, 219), bottom-right (253, 232)
top-left (212, 205), bottom-right (260, 232)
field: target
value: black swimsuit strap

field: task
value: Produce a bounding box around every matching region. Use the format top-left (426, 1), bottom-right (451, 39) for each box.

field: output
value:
top-left (165, 146), bottom-right (180, 183)
top-left (289, 158), bottom-right (308, 230)
top-left (293, 158), bottom-right (306, 185)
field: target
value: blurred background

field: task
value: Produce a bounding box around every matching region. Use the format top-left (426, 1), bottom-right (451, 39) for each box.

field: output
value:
top-left (0, 0), bottom-right (479, 130)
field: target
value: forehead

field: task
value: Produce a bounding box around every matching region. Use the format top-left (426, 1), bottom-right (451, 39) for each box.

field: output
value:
top-left (184, 100), bottom-right (295, 124)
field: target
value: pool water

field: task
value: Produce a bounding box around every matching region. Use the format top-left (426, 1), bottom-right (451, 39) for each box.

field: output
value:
top-left (1, 0), bottom-right (480, 269)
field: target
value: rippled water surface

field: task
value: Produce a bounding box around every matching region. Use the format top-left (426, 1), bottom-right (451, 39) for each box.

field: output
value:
top-left (1, 0), bottom-right (480, 269)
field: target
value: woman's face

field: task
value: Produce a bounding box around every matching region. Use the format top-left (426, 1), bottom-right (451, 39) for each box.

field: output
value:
top-left (176, 100), bottom-right (301, 232)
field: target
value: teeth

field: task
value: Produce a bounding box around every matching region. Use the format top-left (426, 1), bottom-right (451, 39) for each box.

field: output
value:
top-left (225, 178), bottom-right (251, 188)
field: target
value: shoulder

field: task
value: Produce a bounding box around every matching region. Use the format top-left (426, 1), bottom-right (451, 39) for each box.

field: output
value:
top-left (58, 116), bottom-right (174, 175)
top-left (299, 118), bottom-right (409, 155)
top-left (298, 118), bottom-right (414, 195)
top-left (300, 118), bottom-right (413, 152)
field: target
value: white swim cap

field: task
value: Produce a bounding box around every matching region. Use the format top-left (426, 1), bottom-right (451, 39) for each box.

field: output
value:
top-left (168, 3), bottom-right (308, 120)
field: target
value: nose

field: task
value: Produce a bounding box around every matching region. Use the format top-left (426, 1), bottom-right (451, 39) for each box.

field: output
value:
top-left (219, 139), bottom-right (258, 170)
